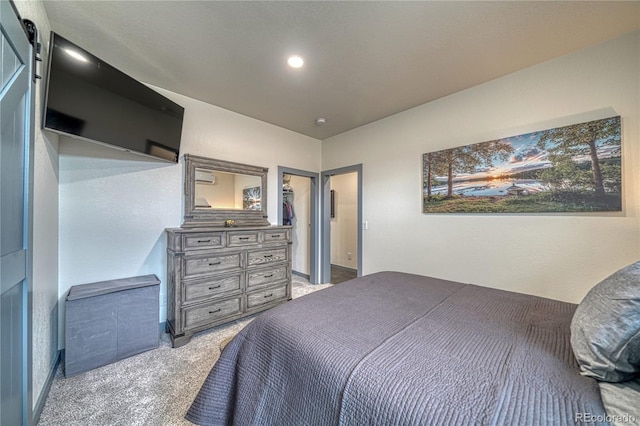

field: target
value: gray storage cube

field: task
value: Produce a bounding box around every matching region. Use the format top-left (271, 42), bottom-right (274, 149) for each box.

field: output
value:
top-left (65, 274), bottom-right (160, 377)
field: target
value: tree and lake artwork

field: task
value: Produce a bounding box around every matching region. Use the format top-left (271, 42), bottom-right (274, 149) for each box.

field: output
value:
top-left (243, 186), bottom-right (261, 210)
top-left (422, 116), bottom-right (622, 213)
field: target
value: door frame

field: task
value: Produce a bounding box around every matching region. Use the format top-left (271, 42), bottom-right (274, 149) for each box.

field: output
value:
top-left (321, 164), bottom-right (362, 284)
top-left (277, 167), bottom-right (320, 284)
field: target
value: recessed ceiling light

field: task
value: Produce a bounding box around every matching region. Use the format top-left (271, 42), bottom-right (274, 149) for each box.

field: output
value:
top-left (287, 55), bottom-right (304, 68)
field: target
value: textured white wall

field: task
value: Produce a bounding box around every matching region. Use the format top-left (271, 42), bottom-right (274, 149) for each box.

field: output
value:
top-left (58, 88), bottom-right (321, 342)
top-left (13, 0), bottom-right (60, 410)
top-left (330, 172), bottom-right (358, 269)
top-left (322, 31), bottom-right (640, 303)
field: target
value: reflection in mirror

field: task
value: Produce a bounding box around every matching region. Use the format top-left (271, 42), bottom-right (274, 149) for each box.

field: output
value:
top-left (183, 154), bottom-right (269, 227)
top-left (194, 169), bottom-right (262, 210)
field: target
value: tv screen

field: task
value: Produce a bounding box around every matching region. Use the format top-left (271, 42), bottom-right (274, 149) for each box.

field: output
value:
top-left (43, 32), bottom-right (184, 162)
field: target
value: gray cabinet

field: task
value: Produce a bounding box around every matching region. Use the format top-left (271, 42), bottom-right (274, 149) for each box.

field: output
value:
top-left (65, 275), bottom-right (160, 376)
top-left (165, 225), bottom-right (292, 347)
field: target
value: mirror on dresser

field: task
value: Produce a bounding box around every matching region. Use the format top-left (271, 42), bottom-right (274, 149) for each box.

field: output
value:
top-left (166, 154), bottom-right (292, 347)
top-left (183, 154), bottom-right (270, 227)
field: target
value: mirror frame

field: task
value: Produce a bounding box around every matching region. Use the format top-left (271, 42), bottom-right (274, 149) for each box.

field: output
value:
top-left (183, 154), bottom-right (269, 227)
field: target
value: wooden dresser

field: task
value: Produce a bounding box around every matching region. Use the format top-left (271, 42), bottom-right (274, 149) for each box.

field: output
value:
top-left (165, 225), bottom-right (292, 347)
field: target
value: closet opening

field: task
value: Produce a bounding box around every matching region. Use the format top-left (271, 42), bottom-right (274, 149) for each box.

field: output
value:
top-left (277, 167), bottom-right (320, 284)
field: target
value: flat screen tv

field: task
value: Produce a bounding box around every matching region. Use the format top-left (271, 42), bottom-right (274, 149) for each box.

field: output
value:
top-left (43, 32), bottom-right (184, 162)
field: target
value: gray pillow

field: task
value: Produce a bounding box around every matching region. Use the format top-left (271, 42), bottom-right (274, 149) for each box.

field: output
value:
top-left (570, 261), bottom-right (640, 382)
top-left (598, 379), bottom-right (640, 425)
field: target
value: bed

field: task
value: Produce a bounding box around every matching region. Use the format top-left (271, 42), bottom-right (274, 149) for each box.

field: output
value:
top-left (186, 268), bottom-right (640, 425)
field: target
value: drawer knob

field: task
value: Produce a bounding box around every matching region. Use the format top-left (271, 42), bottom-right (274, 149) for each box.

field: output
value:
top-left (264, 274), bottom-right (273, 278)
top-left (263, 254), bottom-right (273, 258)
top-left (264, 293), bottom-right (273, 298)
top-left (209, 261), bottom-right (221, 266)
top-left (197, 239), bottom-right (211, 243)
top-left (209, 308), bottom-right (222, 314)
top-left (239, 237), bottom-right (250, 240)
top-left (208, 285), bottom-right (221, 290)
top-left (270, 235), bottom-right (279, 238)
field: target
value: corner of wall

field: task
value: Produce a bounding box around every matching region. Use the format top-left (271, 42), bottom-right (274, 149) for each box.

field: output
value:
top-left (13, 0), bottom-right (62, 420)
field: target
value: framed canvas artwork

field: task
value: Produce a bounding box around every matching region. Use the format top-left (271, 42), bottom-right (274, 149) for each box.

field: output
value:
top-left (422, 116), bottom-right (621, 213)
top-left (243, 186), bottom-right (261, 210)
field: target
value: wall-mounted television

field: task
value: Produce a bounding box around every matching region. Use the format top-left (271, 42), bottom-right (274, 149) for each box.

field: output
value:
top-left (43, 32), bottom-right (184, 163)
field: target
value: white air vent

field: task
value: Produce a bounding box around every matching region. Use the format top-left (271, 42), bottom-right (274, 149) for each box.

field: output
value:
top-left (195, 169), bottom-right (215, 184)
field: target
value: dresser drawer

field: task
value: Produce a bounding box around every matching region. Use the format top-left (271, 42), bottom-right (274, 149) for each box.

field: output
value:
top-left (263, 229), bottom-right (290, 243)
top-left (182, 232), bottom-right (224, 251)
top-left (183, 296), bottom-right (242, 330)
top-left (247, 265), bottom-right (288, 289)
top-left (183, 273), bottom-right (243, 304)
top-left (247, 247), bottom-right (288, 267)
top-left (183, 252), bottom-right (242, 278)
top-left (246, 284), bottom-right (288, 309)
top-left (227, 231), bottom-right (260, 247)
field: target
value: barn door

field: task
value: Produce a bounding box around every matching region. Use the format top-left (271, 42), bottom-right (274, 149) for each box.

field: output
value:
top-left (0, 1), bottom-right (33, 424)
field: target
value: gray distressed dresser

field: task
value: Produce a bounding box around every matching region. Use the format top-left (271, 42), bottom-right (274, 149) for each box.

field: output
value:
top-left (165, 225), bottom-right (292, 347)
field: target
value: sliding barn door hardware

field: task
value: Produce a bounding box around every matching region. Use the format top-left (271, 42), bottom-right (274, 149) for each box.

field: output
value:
top-left (22, 19), bottom-right (42, 82)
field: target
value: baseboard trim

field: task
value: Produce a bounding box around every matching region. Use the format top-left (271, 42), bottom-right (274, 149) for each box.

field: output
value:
top-left (32, 349), bottom-right (62, 424)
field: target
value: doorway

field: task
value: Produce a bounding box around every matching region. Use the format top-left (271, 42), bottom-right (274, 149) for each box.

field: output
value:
top-left (321, 165), bottom-right (362, 284)
top-left (277, 167), bottom-right (319, 284)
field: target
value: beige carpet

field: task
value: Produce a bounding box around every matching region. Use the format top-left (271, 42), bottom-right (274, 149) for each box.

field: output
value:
top-left (219, 335), bottom-right (234, 351)
top-left (37, 276), bottom-right (332, 425)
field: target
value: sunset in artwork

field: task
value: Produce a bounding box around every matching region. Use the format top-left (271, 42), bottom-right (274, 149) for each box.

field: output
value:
top-left (423, 116), bottom-right (621, 213)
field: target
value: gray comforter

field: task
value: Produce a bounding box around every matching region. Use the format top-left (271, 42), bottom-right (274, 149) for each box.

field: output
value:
top-left (186, 271), bottom-right (607, 425)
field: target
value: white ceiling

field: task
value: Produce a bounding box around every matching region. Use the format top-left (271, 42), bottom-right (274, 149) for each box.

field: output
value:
top-left (42, 1), bottom-right (640, 140)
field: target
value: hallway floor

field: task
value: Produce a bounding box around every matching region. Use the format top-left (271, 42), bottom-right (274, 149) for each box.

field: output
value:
top-left (330, 265), bottom-right (357, 284)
